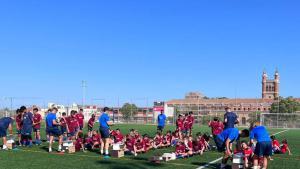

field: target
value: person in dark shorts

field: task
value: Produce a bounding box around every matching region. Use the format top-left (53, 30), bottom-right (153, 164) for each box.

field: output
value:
top-left (250, 121), bottom-right (272, 169)
top-left (223, 107), bottom-right (239, 129)
top-left (20, 106), bottom-right (34, 147)
top-left (46, 107), bottom-right (63, 153)
top-left (157, 110), bottom-right (166, 133)
top-left (0, 117), bottom-right (14, 150)
top-left (213, 127), bottom-right (249, 169)
top-left (99, 107), bottom-right (113, 158)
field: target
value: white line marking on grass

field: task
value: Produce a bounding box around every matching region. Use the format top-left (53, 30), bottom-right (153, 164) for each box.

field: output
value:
top-left (196, 129), bottom-right (290, 169)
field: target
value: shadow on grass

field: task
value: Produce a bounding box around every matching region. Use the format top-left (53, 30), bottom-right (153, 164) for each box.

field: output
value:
top-left (95, 158), bottom-right (166, 169)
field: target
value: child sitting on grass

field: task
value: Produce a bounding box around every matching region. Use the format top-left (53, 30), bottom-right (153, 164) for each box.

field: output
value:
top-left (153, 132), bottom-right (163, 149)
top-left (124, 137), bottom-right (137, 156)
top-left (135, 136), bottom-right (145, 154)
top-left (143, 134), bottom-right (153, 152)
top-left (184, 136), bottom-right (193, 156)
top-left (162, 130), bottom-right (172, 147)
top-left (91, 130), bottom-right (102, 150)
top-left (75, 132), bottom-right (85, 152)
top-left (281, 139), bottom-right (292, 155)
top-left (175, 140), bottom-right (188, 158)
top-left (171, 131), bottom-right (180, 146)
top-left (271, 135), bottom-right (281, 154)
top-left (241, 141), bottom-right (254, 169)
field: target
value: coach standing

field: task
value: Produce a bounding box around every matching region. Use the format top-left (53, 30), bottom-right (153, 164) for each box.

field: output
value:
top-left (46, 107), bottom-right (63, 153)
top-left (224, 107), bottom-right (239, 129)
top-left (99, 107), bottom-right (113, 158)
top-left (0, 117), bottom-right (14, 150)
top-left (250, 121), bottom-right (272, 169)
top-left (157, 110), bottom-right (167, 133)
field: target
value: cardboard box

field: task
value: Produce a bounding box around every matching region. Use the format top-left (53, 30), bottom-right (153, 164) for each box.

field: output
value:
top-left (67, 146), bottom-right (76, 154)
top-left (111, 150), bottom-right (124, 158)
top-left (6, 143), bottom-right (14, 150)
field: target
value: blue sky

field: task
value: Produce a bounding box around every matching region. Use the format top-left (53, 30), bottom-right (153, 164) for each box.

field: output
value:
top-left (0, 0), bottom-right (299, 107)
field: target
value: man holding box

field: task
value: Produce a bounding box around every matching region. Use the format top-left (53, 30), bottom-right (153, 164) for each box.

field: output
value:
top-left (0, 117), bottom-right (14, 150)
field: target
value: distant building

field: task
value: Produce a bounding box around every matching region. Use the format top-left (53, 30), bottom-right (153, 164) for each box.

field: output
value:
top-left (262, 70), bottom-right (280, 99)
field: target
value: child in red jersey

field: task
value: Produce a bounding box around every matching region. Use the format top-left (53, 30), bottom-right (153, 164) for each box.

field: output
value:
top-left (184, 136), bottom-right (193, 156)
top-left (175, 141), bottom-right (188, 158)
top-left (75, 132), bottom-right (85, 152)
top-left (15, 109), bottom-right (23, 146)
top-left (270, 135), bottom-right (281, 154)
top-left (143, 134), bottom-right (153, 152)
top-left (91, 130), bottom-right (102, 150)
top-left (135, 136), bottom-right (145, 154)
top-left (66, 111), bottom-right (79, 140)
top-left (187, 112), bottom-right (195, 136)
top-left (153, 132), bottom-right (163, 149)
top-left (208, 117), bottom-right (224, 138)
top-left (124, 136), bottom-right (137, 156)
top-left (163, 130), bottom-right (172, 147)
top-left (134, 130), bottom-right (141, 140)
top-left (176, 114), bottom-right (184, 139)
top-left (182, 113), bottom-right (189, 136)
top-left (87, 114), bottom-right (96, 137)
top-left (193, 135), bottom-right (204, 155)
top-left (111, 128), bottom-right (124, 144)
top-left (241, 141), bottom-right (254, 168)
top-left (281, 139), bottom-right (292, 155)
top-left (171, 131), bottom-right (180, 146)
top-left (200, 133), bottom-right (211, 151)
top-left (32, 108), bottom-right (42, 145)
top-left (60, 112), bottom-right (68, 141)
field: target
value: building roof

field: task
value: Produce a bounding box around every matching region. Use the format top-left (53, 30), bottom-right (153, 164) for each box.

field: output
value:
top-left (166, 98), bottom-right (275, 105)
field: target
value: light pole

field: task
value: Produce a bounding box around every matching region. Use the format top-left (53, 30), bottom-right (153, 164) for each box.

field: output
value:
top-left (81, 80), bottom-right (87, 107)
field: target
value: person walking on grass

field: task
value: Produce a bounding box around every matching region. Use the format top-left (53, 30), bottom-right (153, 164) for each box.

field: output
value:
top-left (0, 117), bottom-right (14, 150)
top-left (157, 110), bottom-right (167, 133)
top-left (99, 107), bottom-right (113, 158)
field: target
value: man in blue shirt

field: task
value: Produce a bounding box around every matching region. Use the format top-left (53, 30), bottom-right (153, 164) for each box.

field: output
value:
top-left (20, 106), bottom-right (34, 146)
top-left (250, 121), bottom-right (272, 169)
top-left (214, 127), bottom-right (249, 169)
top-left (224, 107), bottom-right (239, 129)
top-left (157, 110), bottom-right (167, 133)
top-left (99, 107), bottom-right (113, 158)
top-left (0, 117), bottom-right (14, 150)
top-left (46, 107), bottom-right (63, 153)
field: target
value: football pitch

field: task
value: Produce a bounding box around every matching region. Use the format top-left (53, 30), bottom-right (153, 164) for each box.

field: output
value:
top-left (0, 124), bottom-right (299, 169)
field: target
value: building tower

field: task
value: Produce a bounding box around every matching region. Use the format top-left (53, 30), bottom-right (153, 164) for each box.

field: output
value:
top-left (262, 70), bottom-right (280, 99)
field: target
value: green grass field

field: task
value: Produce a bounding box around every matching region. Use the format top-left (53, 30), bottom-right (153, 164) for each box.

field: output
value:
top-left (0, 124), bottom-right (299, 169)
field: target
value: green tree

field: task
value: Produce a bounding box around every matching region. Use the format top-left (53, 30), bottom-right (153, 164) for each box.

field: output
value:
top-left (120, 103), bottom-right (138, 122)
top-left (270, 97), bottom-right (300, 113)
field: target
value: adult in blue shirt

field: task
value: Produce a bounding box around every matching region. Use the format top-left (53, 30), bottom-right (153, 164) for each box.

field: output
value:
top-left (224, 107), bottom-right (239, 129)
top-left (157, 110), bottom-right (167, 133)
top-left (20, 106), bottom-right (33, 146)
top-left (214, 127), bottom-right (249, 169)
top-left (250, 121), bottom-right (272, 169)
top-left (99, 107), bottom-right (113, 157)
top-left (46, 107), bottom-right (63, 153)
top-left (0, 117), bottom-right (14, 150)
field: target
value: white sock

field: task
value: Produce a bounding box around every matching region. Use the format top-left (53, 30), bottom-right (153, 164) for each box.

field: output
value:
top-left (253, 166), bottom-right (259, 169)
top-left (105, 149), bottom-right (109, 155)
top-left (58, 145), bottom-right (62, 150)
top-left (3, 145), bottom-right (7, 149)
top-left (100, 149), bottom-right (104, 154)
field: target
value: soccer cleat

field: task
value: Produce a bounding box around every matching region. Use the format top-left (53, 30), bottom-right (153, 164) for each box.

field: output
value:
top-left (49, 148), bottom-right (52, 153)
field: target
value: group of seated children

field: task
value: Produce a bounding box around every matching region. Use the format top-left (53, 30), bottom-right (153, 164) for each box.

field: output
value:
top-left (233, 135), bottom-right (292, 169)
top-left (175, 132), bottom-right (210, 158)
top-left (271, 135), bottom-right (292, 155)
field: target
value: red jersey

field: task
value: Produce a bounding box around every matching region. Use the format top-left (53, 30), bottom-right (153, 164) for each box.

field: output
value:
top-left (143, 138), bottom-right (151, 149)
top-left (134, 134), bottom-right (141, 140)
top-left (272, 140), bottom-right (280, 148)
top-left (33, 113), bottom-right (42, 129)
top-left (183, 118), bottom-right (189, 130)
top-left (187, 141), bottom-right (193, 150)
top-left (126, 139), bottom-right (136, 151)
top-left (75, 138), bottom-right (83, 151)
top-left (60, 117), bottom-right (67, 128)
top-left (85, 137), bottom-right (93, 144)
top-left (243, 148), bottom-right (253, 159)
top-left (193, 140), bottom-right (202, 151)
top-left (75, 113), bottom-right (84, 127)
top-left (186, 116), bottom-right (194, 129)
top-left (88, 117), bottom-right (95, 127)
top-left (16, 114), bottom-right (23, 129)
top-left (176, 119), bottom-right (184, 130)
top-left (135, 140), bottom-right (144, 150)
top-left (92, 134), bottom-right (101, 143)
top-left (281, 143), bottom-right (288, 154)
top-left (114, 133), bottom-right (124, 143)
top-left (154, 136), bottom-right (163, 146)
top-left (163, 134), bottom-right (172, 144)
top-left (175, 144), bottom-right (186, 154)
top-left (209, 121), bottom-right (224, 135)
top-left (66, 116), bottom-right (79, 132)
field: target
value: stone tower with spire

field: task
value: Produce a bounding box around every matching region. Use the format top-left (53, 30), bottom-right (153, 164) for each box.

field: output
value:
top-left (262, 69), bottom-right (280, 99)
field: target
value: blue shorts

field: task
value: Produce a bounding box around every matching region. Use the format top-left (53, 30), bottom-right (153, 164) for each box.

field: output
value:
top-left (61, 127), bottom-right (67, 134)
top-left (68, 131), bottom-right (76, 137)
top-left (157, 126), bottom-right (164, 131)
top-left (33, 128), bottom-right (40, 132)
top-left (100, 127), bottom-right (110, 139)
top-left (255, 141), bottom-right (272, 157)
top-left (214, 136), bottom-right (225, 152)
top-left (21, 125), bottom-right (32, 135)
top-left (16, 129), bottom-right (21, 135)
top-left (88, 126), bottom-right (93, 132)
top-left (0, 128), bottom-right (7, 137)
top-left (48, 127), bottom-right (62, 137)
top-left (79, 125), bottom-right (83, 130)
